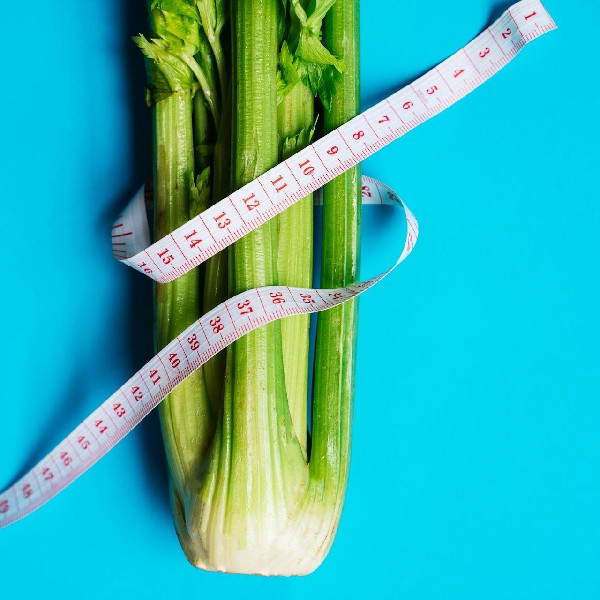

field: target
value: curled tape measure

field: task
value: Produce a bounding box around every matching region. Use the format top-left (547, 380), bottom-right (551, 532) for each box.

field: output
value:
top-left (0, 0), bottom-right (556, 528)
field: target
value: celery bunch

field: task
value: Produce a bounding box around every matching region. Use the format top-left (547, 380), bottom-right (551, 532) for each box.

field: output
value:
top-left (136, 0), bottom-right (360, 575)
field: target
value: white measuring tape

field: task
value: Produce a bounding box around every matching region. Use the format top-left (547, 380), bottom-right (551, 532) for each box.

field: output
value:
top-left (0, 0), bottom-right (556, 528)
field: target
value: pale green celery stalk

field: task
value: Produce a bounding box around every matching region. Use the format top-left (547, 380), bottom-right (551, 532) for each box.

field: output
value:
top-left (154, 90), bottom-right (215, 524)
top-left (275, 0), bottom-right (344, 459)
top-left (199, 4), bottom-right (230, 410)
top-left (200, 102), bottom-right (230, 409)
top-left (310, 0), bottom-right (361, 541)
top-left (191, 2), bottom-right (230, 411)
top-left (182, 0), bottom-right (310, 574)
top-left (196, 0), bottom-right (227, 101)
top-left (277, 74), bottom-right (313, 456)
top-left (135, 0), bottom-right (216, 549)
top-left (193, 91), bottom-right (214, 171)
top-left (191, 3), bottom-right (221, 172)
top-left (185, 29), bottom-right (220, 126)
top-left (192, 26), bottom-right (217, 172)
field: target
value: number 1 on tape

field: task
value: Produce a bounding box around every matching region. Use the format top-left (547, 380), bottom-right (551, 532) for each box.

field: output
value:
top-left (1, 0), bottom-right (556, 528)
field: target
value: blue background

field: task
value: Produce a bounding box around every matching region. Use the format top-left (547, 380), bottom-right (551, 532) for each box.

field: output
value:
top-left (1, 1), bottom-right (598, 598)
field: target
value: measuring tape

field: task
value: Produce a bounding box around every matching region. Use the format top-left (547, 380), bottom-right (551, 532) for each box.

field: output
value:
top-left (0, 0), bottom-right (556, 528)
top-left (113, 0), bottom-right (557, 282)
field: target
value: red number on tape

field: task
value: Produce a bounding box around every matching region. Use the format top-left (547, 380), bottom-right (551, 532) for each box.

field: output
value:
top-left (214, 212), bottom-right (231, 229)
top-left (149, 370), bottom-right (161, 385)
top-left (60, 451), bottom-right (72, 467)
top-left (184, 230), bottom-right (203, 248)
top-left (157, 249), bottom-right (174, 265)
top-left (78, 436), bottom-right (91, 451)
top-left (210, 317), bottom-right (224, 334)
top-left (113, 403), bottom-right (126, 418)
top-left (271, 175), bottom-right (287, 193)
top-left (298, 159), bottom-right (315, 176)
top-left (237, 299), bottom-right (254, 315)
top-left (270, 292), bottom-right (286, 305)
top-left (188, 334), bottom-right (200, 351)
top-left (243, 193), bottom-right (260, 211)
top-left (95, 419), bottom-right (108, 434)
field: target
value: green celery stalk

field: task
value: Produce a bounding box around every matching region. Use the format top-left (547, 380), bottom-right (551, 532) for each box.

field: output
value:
top-left (197, 0), bottom-right (231, 412)
top-left (310, 0), bottom-right (361, 534)
top-left (275, 0), bottom-right (347, 458)
top-left (200, 94), bottom-right (231, 412)
top-left (135, 0), bottom-right (217, 549)
top-left (276, 24), bottom-right (315, 457)
top-left (154, 89), bottom-right (215, 528)
top-left (183, 0), bottom-right (309, 574)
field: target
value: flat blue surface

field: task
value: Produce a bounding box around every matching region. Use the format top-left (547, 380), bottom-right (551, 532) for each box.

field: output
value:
top-left (1, 1), bottom-right (598, 598)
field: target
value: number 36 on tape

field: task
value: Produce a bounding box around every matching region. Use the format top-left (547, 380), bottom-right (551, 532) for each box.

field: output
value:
top-left (0, 0), bottom-right (556, 528)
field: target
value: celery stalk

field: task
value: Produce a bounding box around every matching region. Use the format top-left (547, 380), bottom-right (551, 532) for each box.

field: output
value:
top-left (135, 0), bottom-right (218, 547)
top-left (196, 0), bottom-right (231, 411)
top-left (154, 89), bottom-right (215, 528)
top-left (200, 86), bottom-right (231, 409)
top-left (277, 74), bottom-right (314, 456)
top-left (183, 0), bottom-right (310, 574)
top-left (276, 0), bottom-right (346, 457)
top-left (310, 0), bottom-right (361, 530)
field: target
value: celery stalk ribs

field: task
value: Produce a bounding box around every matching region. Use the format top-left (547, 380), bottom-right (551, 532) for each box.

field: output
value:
top-left (136, 0), bottom-right (360, 575)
